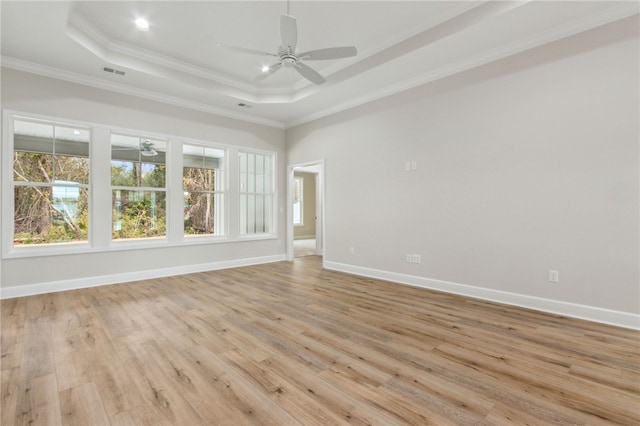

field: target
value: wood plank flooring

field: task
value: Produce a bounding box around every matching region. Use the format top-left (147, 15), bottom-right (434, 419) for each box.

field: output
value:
top-left (2, 256), bottom-right (639, 425)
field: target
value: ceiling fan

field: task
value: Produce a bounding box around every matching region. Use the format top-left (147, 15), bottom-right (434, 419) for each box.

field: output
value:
top-left (112, 140), bottom-right (158, 157)
top-left (220, 4), bottom-right (357, 85)
top-left (139, 140), bottom-right (158, 157)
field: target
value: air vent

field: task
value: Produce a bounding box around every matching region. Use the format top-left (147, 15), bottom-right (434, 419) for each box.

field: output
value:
top-left (237, 103), bottom-right (252, 108)
top-left (103, 67), bottom-right (125, 76)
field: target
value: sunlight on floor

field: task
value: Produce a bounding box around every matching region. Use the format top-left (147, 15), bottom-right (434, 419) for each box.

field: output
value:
top-left (294, 238), bottom-right (316, 257)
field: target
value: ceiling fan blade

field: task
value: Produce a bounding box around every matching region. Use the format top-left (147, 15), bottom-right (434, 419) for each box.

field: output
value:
top-left (280, 14), bottom-right (297, 52)
top-left (217, 44), bottom-right (276, 57)
top-left (295, 62), bottom-right (326, 85)
top-left (254, 63), bottom-right (283, 82)
top-left (299, 46), bottom-right (358, 61)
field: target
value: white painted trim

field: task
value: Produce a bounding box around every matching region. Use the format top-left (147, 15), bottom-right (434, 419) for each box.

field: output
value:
top-left (0, 254), bottom-right (285, 299)
top-left (1, 57), bottom-right (285, 129)
top-left (66, 8), bottom-right (301, 99)
top-left (323, 261), bottom-right (640, 331)
top-left (4, 2), bottom-right (635, 130)
top-left (287, 160), bottom-right (325, 262)
top-left (2, 110), bottom-right (281, 259)
top-left (286, 3), bottom-right (640, 128)
top-left (286, 167), bottom-right (294, 261)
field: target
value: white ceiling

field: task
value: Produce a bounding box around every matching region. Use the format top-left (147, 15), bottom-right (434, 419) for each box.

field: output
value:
top-left (2, 1), bottom-right (638, 129)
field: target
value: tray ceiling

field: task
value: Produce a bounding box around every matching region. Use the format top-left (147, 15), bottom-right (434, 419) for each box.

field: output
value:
top-left (2, 1), bottom-right (638, 128)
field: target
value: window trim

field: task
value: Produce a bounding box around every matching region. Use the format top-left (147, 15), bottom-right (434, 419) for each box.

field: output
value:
top-left (3, 113), bottom-right (94, 257)
top-left (110, 132), bottom-right (169, 242)
top-left (182, 141), bottom-right (228, 239)
top-left (238, 149), bottom-right (277, 237)
top-left (2, 110), bottom-right (277, 260)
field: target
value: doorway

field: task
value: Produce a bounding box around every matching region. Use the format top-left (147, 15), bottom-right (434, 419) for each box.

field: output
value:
top-left (287, 161), bottom-right (324, 261)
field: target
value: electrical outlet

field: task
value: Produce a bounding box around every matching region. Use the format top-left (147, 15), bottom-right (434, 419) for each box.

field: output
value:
top-left (548, 270), bottom-right (559, 283)
top-left (411, 161), bottom-right (417, 171)
top-left (406, 254), bottom-right (421, 263)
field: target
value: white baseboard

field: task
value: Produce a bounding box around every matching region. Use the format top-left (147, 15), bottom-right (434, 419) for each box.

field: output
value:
top-left (0, 254), bottom-right (286, 299)
top-left (5, 256), bottom-right (637, 330)
top-left (323, 261), bottom-right (640, 330)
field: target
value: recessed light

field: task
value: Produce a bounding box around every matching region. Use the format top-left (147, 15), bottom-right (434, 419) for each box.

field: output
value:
top-left (135, 18), bottom-right (149, 31)
top-left (261, 65), bottom-right (270, 73)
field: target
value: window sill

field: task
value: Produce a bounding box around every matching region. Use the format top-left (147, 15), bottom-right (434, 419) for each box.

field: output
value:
top-left (180, 235), bottom-right (229, 246)
top-left (0, 234), bottom-right (283, 259)
top-left (237, 233), bottom-right (277, 242)
top-left (4, 242), bottom-right (93, 259)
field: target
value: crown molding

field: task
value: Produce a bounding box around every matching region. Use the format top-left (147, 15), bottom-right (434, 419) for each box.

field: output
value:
top-left (62, 1), bottom-right (493, 105)
top-left (285, 2), bottom-right (640, 128)
top-left (67, 9), bottom-right (256, 94)
top-left (4, 2), bottom-right (635, 130)
top-left (66, 7), bottom-right (312, 103)
top-left (1, 57), bottom-right (285, 129)
top-left (283, 0), bottom-right (483, 94)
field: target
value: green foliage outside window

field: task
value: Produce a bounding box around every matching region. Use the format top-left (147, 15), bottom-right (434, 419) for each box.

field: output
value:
top-left (13, 151), bottom-right (89, 245)
top-left (183, 167), bottom-right (216, 235)
top-left (111, 162), bottom-right (166, 188)
top-left (110, 135), bottom-right (167, 240)
top-left (182, 144), bottom-right (224, 237)
top-left (112, 190), bottom-right (166, 239)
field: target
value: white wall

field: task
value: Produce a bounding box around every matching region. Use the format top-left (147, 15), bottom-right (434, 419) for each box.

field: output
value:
top-left (286, 18), bottom-right (639, 326)
top-left (1, 69), bottom-right (287, 294)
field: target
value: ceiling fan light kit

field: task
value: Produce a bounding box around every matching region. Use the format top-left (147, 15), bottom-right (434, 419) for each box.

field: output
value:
top-left (222, 12), bottom-right (357, 85)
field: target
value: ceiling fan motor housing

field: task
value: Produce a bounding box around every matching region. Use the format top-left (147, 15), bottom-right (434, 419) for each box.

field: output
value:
top-left (223, 14), bottom-right (357, 84)
top-left (280, 53), bottom-right (298, 68)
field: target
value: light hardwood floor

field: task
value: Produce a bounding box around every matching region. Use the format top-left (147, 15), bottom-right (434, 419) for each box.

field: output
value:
top-left (2, 256), bottom-right (639, 425)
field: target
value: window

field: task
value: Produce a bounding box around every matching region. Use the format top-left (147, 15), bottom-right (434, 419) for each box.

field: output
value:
top-left (239, 151), bottom-right (274, 235)
top-left (12, 119), bottom-right (90, 246)
top-left (111, 134), bottom-right (167, 240)
top-left (293, 176), bottom-right (303, 226)
top-left (4, 112), bottom-right (279, 257)
top-left (183, 144), bottom-right (225, 236)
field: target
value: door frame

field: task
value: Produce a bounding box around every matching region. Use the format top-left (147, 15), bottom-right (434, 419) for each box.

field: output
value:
top-left (287, 160), bottom-right (325, 261)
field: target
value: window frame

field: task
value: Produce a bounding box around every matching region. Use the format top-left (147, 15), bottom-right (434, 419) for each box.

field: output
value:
top-left (182, 142), bottom-right (228, 240)
top-left (238, 149), bottom-right (277, 238)
top-left (3, 113), bottom-right (93, 257)
top-left (2, 110), bottom-right (278, 259)
top-left (110, 132), bottom-right (169, 243)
